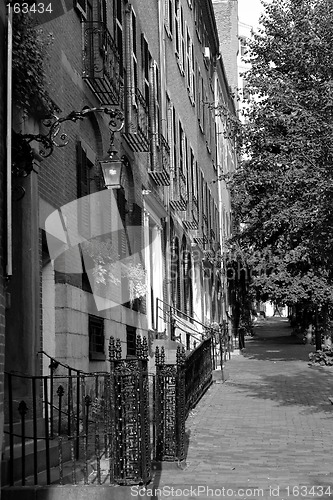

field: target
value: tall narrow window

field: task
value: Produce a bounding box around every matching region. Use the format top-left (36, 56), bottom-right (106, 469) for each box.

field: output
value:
top-left (166, 93), bottom-right (172, 148)
top-left (117, 188), bottom-right (128, 260)
top-left (179, 122), bottom-right (184, 175)
top-left (89, 315), bottom-right (105, 361)
top-left (173, 107), bottom-right (177, 172)
top-left (175, 0), bottom-right (180, 57)
top-left (141, 35), bottom-right (150, 105)
top-left (184, 136), bottom-right (189, 185)
top-left (132, 10), bottom-right (138, 103)
top-left (164, 0), bottom-right (173, 37)
top-left (190, 149), bottom-right (195, 201)
top-left (153, 63), bottom-right (160, 146)
top-left (115, 0), bottom-right (123, 76)
top-left (186, 27), bottom-right (191, 89)
top-left (98, 0), bottom-right (107, 51)
top-left (180, 7), bottom-right (185, 73)
top-left (126, 326), bottom-right (137, 357)
top-left (77, 143), bottom-right (93, 239)
top-left (191, 40), bottom-right (195, 103)
top-left (169, 0), bottom-right (173, 35)
top-left (98, 0), bottom-right (106, 24)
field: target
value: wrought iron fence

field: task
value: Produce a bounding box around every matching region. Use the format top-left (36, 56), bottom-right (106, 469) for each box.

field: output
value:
top-left (3, 369), bottom-right (112, 487)
top-left (184, 337), bottom-right (213, 417)
top-left (3, 335), bottom-right (214, 488)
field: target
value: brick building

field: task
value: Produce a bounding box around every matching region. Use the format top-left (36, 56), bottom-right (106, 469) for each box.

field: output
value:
top-left (1, 0), bottom-right (238, 489)
top-left (2, 3), bottom-right (238, 485)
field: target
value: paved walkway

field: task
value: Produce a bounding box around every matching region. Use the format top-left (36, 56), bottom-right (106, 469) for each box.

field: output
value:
top-left (150, 318), bottom-right (333, 500)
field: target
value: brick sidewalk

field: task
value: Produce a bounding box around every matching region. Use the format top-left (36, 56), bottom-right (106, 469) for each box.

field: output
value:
top-left (149, 318), bottom-right (333, 500)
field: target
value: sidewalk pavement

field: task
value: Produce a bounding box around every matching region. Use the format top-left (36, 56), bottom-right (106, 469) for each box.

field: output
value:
top-left (149, 318), bottom-right (333, 500)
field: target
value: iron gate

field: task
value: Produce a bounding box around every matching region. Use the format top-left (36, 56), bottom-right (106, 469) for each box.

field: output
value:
top-left (108, 335), bottom-right (151, 485)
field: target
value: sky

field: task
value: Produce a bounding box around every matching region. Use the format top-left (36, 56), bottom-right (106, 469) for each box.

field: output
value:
top-left (238, 0), bottom-right (265, 29)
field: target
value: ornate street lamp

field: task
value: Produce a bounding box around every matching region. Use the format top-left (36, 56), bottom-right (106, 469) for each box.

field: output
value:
top-left (99, 145), bottom-right (123, 189)
top-left (12, 106), bottom-right (125, 189)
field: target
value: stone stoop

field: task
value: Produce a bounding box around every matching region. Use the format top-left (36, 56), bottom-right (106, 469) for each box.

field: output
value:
top-left (1, 437), bottom-right (72, 486)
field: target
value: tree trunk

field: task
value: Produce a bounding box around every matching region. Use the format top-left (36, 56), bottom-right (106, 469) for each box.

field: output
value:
top-left (315, 306), bottom-right (321, 351)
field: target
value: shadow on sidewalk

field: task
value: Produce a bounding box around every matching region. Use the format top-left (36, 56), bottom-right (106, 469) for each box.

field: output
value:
top-left (225, 366), bottom-right (333, 414)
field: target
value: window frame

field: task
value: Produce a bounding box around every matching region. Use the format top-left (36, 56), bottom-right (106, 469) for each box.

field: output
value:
top-left (89, 315), bottom-right (105, 361)
top-left (126, 325), bottom-right (137, 357)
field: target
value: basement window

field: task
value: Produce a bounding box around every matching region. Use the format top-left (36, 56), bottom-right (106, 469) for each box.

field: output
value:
top-left (89, 315), bottom-right (105, 361)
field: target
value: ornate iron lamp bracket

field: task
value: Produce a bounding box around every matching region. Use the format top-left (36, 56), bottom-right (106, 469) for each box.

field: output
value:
top-left (12, 106), bottom-right (125, 177)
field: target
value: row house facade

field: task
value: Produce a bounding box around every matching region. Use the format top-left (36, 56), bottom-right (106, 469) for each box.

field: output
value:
top-left (4, 0), bottom-right (237, 419)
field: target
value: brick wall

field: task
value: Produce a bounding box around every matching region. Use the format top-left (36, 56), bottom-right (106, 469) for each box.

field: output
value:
top-left (213, 0), bottom-right (239, 93)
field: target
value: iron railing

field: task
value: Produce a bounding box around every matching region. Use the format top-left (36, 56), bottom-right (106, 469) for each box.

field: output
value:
top-left (184, 337), bottom-right (213, 417)
top-left (3, 369), bottom-right (112, 487)
top-left (170, 169), bottom-right (187, 211)
top-left (148, 133), bottom-right (171, 186)
top-left (83, 21), bottom-right (123, 105)
top-left (123, 88), bottom-right (150, 152)
top-left (4, 332), bottom-right (217, 488)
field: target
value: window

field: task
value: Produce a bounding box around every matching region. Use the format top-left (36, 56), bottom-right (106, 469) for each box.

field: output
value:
top-left (195, 3), bottom-right (202, 43)
top-left (186, 28), bottom-right (191, 88)
top-left (240, 37), bottom-right (247, 58)
top-left (126, 326), bottom-right (137, 357)
top-left (141, 35), bottom-right (150, 105)
top-left (186, 31), bottom-right (195, 103)
top-left (179, 122), bottom-right (184, 175)
top-left (117, 188), bottom-right (128, 259)
top-left (98, 0), bottom-right (107, 51)
top-left (184, 136), bottom-right (189, 185)
top-left (173, 106), bottom-right (177, 171)
top-left (175, 0), bottom-right (180, 57)
top-left (77, 142), bottom-right (94, 239)
top-left (197, 72), bottom-right (204, 131)
top-left (164, 0), bottom-right (173, 37)
top-left (132, 9), bottom-right (138, 104)
top-left (80, 246), bottom-right (93, 293)
top-left (190, 149), bottom-right (196, 201)
top-left (98, 0), bottom-right (106, 24)
top-left (74, 0), bottom-right (87, 18)
top-left (89, 315), bottom-right (105, 361)
top-left (153, 62), bottom-right (160, 146)
top-left (114, 0), bottom-right (123, 76)
top-left (180, 7), bottom-right (185, 72)
top-left (166, 93), bottom-right (172, 147)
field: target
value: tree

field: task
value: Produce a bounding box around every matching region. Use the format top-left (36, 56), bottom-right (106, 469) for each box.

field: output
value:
top-left (228, 0), bottom-right (333, 344)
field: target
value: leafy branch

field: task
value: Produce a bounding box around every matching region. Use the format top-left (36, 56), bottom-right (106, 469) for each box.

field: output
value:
top-left (12, 13), bottom-right (54, 117)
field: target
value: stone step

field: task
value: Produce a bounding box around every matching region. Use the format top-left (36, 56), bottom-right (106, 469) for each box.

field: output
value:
top-left (1, 437), bottom-right (72, 486)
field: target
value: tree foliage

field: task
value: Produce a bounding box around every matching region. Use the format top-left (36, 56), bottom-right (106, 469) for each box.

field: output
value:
top-left (229, 0), bottom-right (333, 311)
top-left (12, 13), bottom-right (54, 116)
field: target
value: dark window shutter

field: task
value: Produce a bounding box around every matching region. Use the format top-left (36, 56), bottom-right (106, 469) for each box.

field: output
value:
top-left (98, 0), bottom-right (107, 50)
top-left (117, 188), bottom-right (127, 259)
top-left (77, 143), bottom-right (91, 239)
top-left (74, 0), bottom-right (87, 17)
top-left (131, 203), bottom-right (142, 256)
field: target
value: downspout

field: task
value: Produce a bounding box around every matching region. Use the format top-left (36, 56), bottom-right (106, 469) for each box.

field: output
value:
top-left (6, 5), bottom-right (12, 276)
